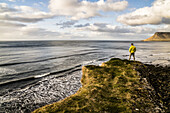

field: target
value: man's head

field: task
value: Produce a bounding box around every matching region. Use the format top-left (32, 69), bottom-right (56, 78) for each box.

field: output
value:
top-left (131, 43), bottom-right (134, 46)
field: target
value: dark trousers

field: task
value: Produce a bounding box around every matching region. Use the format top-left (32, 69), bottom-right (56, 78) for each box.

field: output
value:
top-left (129, 53), bottom-right (135, 61)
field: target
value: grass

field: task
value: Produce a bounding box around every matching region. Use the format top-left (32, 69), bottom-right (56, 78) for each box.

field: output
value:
top-left (33, 58), bottom-right (158, 113)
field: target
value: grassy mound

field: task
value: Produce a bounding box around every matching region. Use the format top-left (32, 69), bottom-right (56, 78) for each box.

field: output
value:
top-left (33, 58), bottom-right (166, 113)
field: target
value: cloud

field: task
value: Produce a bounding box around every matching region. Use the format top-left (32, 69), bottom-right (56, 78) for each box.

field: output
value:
top-left (76, 23), bottom-right (156, 34)
top-left (74, 23), bottom-right (90, 28)
top-left (117, 0), bottom-right (170, 26)
top-left (8, 0), bottom-right (16, 2)
top-left (21, 27), bottom-right (60, 38)
top-left (0, 21), bottom-right (26, 27)
top-left (6, 0), bottom-right (24, 2)
top-left (0, 4), bottom-right (54, 23)
top-left (0, 21), bottom-right (61, 40)
top-left (56, 20), bottom-right (78, 28)
top-left (33, 2), bottom-right (46, 8)
top-left (157, 25), bottom-right (170, 32)
top-left (0, 3), bottom-right (17, 12)
top-left (1, 20), bottom-right (169, 41)
top-left (49, 0), bottom-right (128, 20)
top-left (73, 22), bottom-right (164, 40)
top-left (0, 0), bottom-right (128, 23)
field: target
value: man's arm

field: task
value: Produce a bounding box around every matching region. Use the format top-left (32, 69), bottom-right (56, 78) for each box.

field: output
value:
top-left (129, 47), bottom-right (132, 52)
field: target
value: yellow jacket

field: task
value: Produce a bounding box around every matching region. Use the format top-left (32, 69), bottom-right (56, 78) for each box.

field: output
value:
top-left (129, 45), bottom-right (136, 53)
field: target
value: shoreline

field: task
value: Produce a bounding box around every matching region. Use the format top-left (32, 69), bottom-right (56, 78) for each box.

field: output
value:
top-left (33, 58), bottom-right (169, 113)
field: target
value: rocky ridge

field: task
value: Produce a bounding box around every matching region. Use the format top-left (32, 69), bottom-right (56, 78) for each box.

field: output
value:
top-left (143, 32), bottom-right (170, 41)
top-left (33, 58), bottom-right (169, 113)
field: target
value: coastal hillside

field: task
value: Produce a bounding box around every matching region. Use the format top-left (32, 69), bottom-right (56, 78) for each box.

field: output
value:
top-left (143, 32), bottom-right (170, 41)
top-left (33, 58), bottom-right (169, 113)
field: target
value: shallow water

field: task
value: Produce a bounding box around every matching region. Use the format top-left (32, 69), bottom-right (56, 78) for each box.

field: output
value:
top-left (0, 41), bottom-right (169, 112)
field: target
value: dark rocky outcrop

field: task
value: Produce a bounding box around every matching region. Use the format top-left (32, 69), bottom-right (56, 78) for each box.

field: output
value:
top-left (33, 58), bottom-right (169, 113)
top-left (143, 32), bottom-right (170, 41)
top-left (135, 64), bottom-right (170, 112)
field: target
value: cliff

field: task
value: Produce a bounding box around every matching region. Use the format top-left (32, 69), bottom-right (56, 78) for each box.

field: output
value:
top-left (33, 58), bottom-right (169, 113)
top-left (143, 32), bottom-right (170, 41)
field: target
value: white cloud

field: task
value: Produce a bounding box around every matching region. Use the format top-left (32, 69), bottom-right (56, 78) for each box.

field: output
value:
top-left (48, 0), bottom-right (128, 20)
top-left (7, 0), bottom-right (16, 2)
top-left (77, 23), bottom-right (156, 34)
top-left (117, 0), bottom-right (170, 25)
top-left (70, 22), bottom-right (162, 40)
top-left (33, 2), bottom-right (46, 8)
top-left (157, 25), bottom-right (170, 32)
top-left (1, 0), bottom-right (168, 41)
top-left (0, 22), bottom-right (61, 40)
top-left (0, 0), bottom-right (128, 23)
top-left (0, 4), bottom-right (54, 23)
top-left (0, 21), bottom-right (26, 27)
top-left (21, 27), bottom-right (60, 38)
top-left (0, 3), bottom-right (17, 12)
top-left (1, 20), bottom-right (168, 41)
top-left (5, 0), bottom-right (24, 2)
top-left (0, 3), bottom-right (8, 7)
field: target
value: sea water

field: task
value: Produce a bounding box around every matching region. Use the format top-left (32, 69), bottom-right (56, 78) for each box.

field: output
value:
top-left (0, 41), bottom-right (169, 112)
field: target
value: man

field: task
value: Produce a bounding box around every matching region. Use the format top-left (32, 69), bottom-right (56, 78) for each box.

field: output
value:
top-left (129, 43), bottom-right (136, 61)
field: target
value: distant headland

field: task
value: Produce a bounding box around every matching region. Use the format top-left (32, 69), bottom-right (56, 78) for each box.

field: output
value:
top-left (142, 32), bottom-right (170, 41)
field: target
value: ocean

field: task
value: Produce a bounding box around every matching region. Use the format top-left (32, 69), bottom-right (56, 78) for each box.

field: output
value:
top-left (0, 41), bottom-right (170, 112)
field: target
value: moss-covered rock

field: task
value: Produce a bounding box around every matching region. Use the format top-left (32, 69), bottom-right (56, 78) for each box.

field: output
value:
top-left (33, 58), bottom-right (169, 113)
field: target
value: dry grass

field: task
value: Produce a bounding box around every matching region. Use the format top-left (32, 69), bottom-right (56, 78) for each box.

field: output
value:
top-left (33, 58), bottom-right (157, 113)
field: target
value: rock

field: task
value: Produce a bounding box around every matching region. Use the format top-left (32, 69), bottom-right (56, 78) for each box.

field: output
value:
top-left (142, 32), bottom-right (170, 41)
top-left (33, 58), bottom-right (169, 113)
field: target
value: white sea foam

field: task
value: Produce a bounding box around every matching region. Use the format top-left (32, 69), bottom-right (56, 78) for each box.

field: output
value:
top-left (82, 60), bottom-right (96, 66)
top-left (34, 73), bottom-right (50, 78)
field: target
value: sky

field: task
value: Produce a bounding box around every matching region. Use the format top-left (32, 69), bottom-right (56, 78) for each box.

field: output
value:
top-left (0, 0), bottom-right (169, 41)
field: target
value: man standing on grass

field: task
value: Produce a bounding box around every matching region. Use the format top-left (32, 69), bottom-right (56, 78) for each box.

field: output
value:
top-left (129, 43), bottom-right (136, 61)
